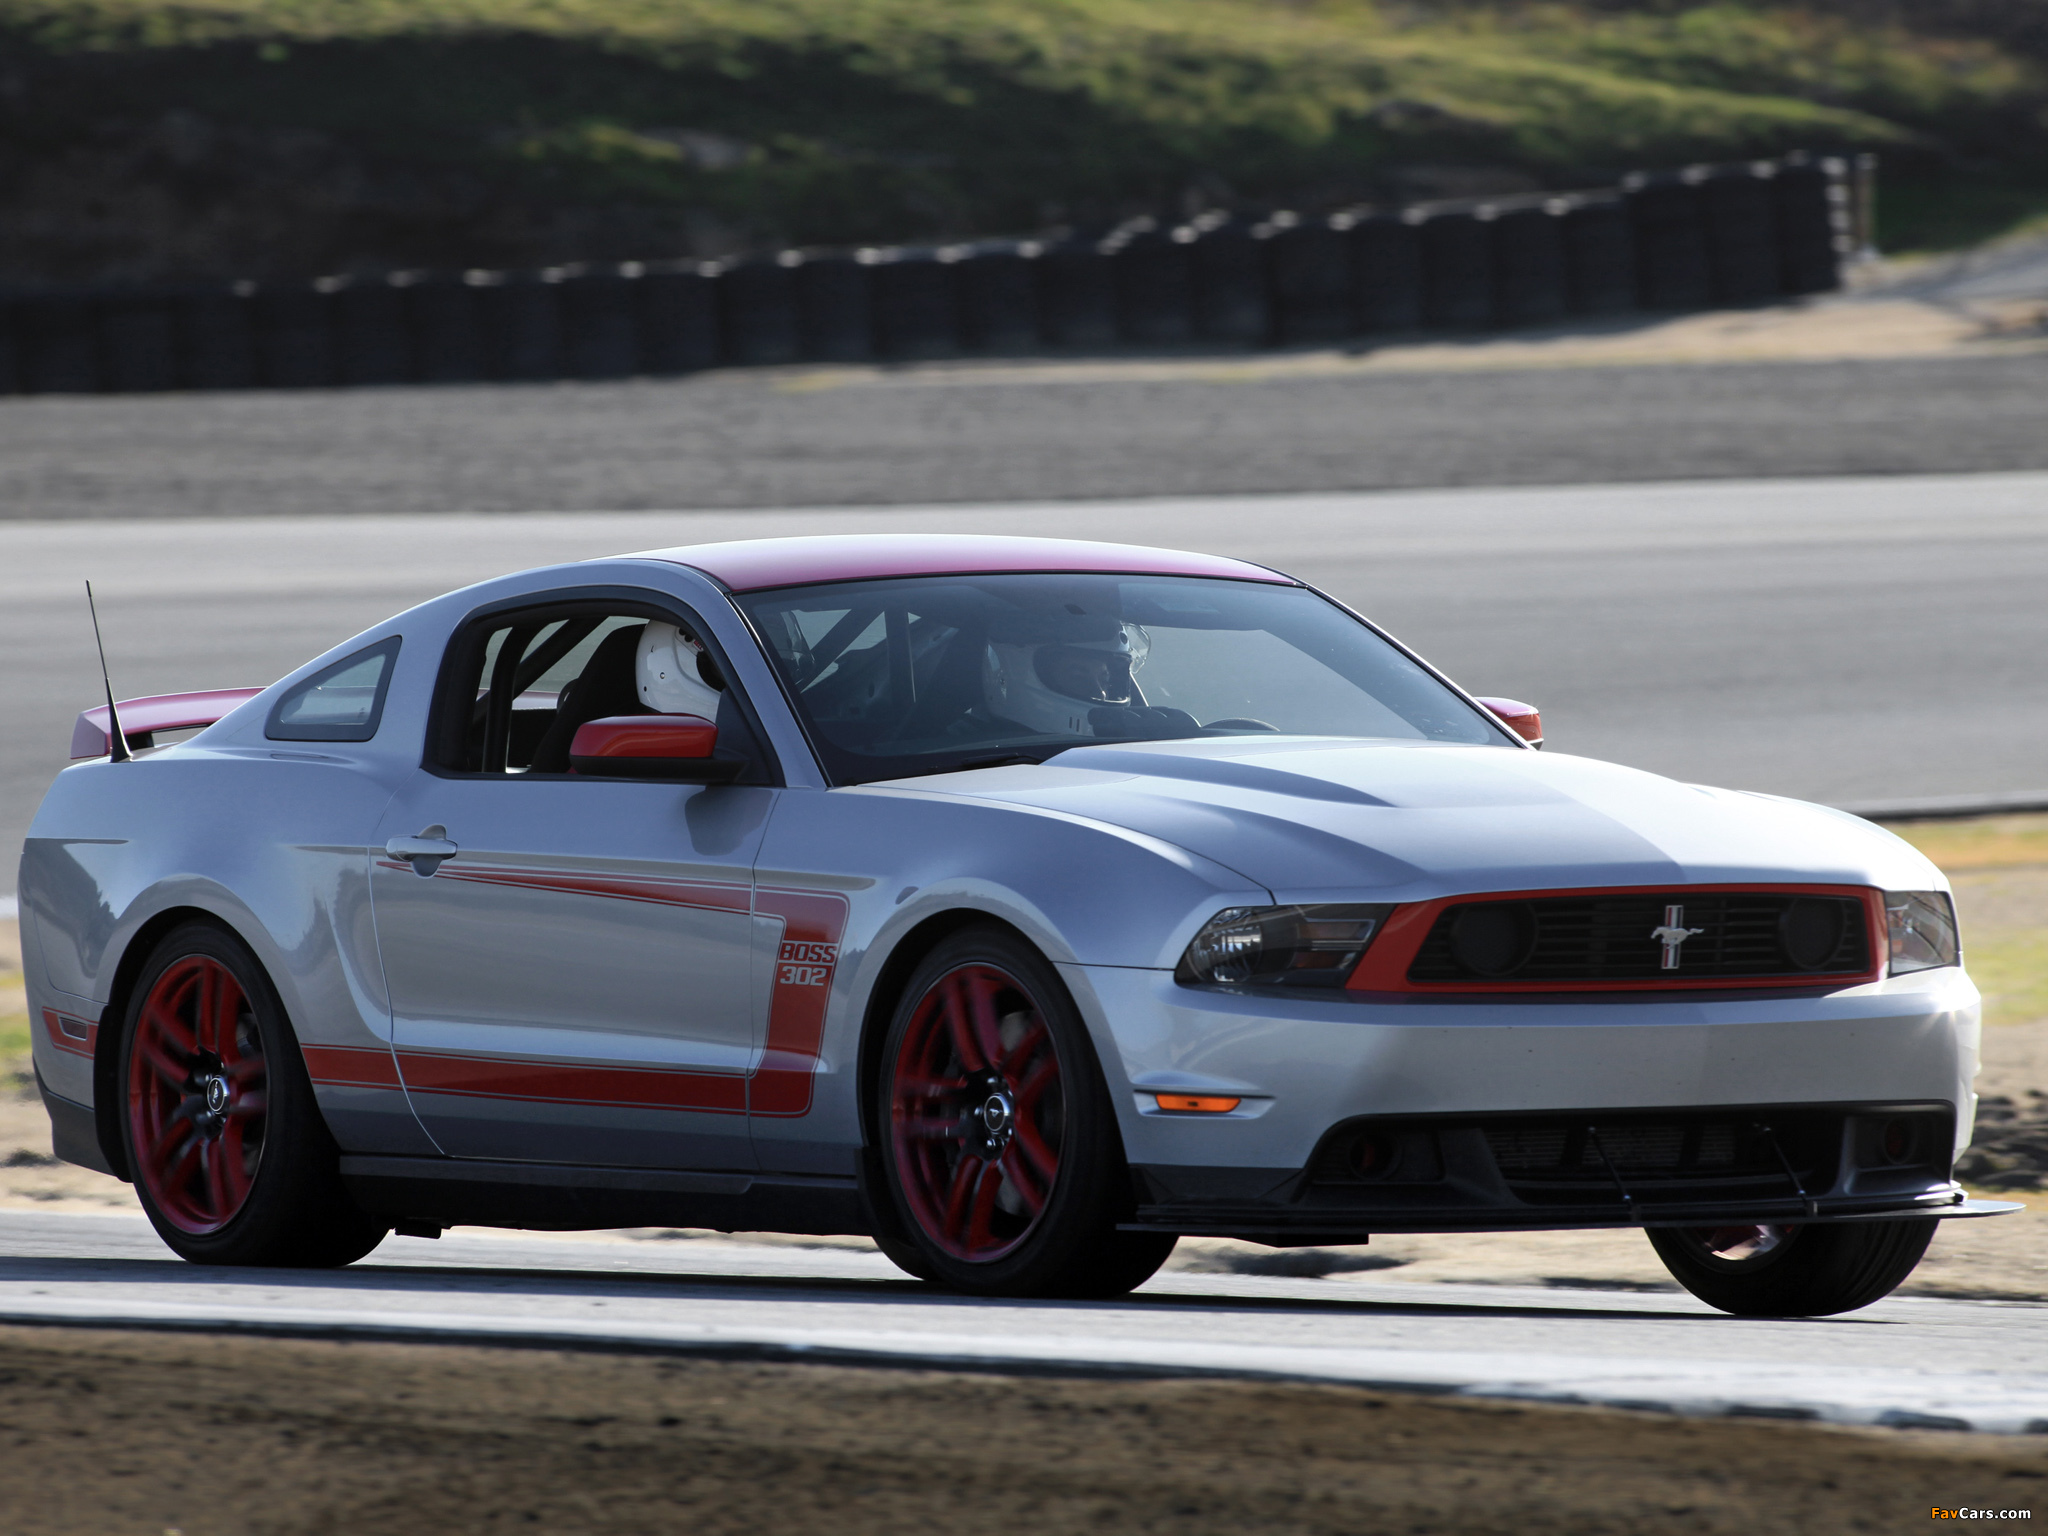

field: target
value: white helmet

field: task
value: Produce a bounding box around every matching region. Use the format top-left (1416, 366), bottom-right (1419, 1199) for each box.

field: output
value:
top-left (982, 622), bottom-right (1149, 737)
top-left (636, 623), bottom-right (723, 718)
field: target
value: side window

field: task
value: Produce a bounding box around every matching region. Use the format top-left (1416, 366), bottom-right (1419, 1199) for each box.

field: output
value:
top-left (434, 602), bottom-right (771, 781)
top-left (267, 637), bottom-right (401, 742)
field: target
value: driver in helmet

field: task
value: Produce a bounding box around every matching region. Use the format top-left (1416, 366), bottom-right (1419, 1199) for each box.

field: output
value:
top-left (982, 615), bottom-right (1197, 740)
top-left (636, 622), bottom-right (724, 718)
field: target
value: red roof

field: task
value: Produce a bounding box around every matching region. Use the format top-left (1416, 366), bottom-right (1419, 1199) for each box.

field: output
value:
top-left (634, 535), bottom-right (1293, 593)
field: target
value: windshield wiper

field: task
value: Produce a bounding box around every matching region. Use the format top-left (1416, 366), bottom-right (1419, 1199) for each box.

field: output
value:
top-left (953, 751), bottom-right (1044, 771)
top-left (882, 751), bottom-right (1046, 780)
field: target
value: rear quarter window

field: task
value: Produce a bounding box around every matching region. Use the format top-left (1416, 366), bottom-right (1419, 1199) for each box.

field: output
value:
top-left (266, 637), bottom-right (402, 742)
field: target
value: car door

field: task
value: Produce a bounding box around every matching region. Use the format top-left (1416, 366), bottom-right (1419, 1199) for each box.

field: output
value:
top-left (370, 597), bottom-right (780, 1169)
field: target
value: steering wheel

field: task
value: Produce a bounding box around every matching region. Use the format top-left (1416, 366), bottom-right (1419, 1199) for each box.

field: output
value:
top-left (1204, 718), bottom-right (1279, 732)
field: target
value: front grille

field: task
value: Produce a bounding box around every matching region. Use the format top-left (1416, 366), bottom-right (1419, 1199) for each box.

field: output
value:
top-left (1407, 891), bottom-right (1869, 985)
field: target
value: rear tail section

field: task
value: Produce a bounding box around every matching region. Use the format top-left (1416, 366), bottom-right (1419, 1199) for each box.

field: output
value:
top-left (72, 688), bottom-right (266, 759)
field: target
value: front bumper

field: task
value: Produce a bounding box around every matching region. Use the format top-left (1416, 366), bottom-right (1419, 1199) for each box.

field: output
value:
top-left (1066, 962), bottom-right (1984, 1237)
top-left (1127, 1100), bottom-right (1980, 1241)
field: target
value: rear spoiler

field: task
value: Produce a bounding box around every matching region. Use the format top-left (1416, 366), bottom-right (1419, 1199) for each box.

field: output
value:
top-left (71, 688), bottom-right (267, 760)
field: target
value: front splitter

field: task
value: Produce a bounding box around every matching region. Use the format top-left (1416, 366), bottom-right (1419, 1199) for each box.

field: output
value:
top-left (1126, 1195), bottom-right (2024, 1242)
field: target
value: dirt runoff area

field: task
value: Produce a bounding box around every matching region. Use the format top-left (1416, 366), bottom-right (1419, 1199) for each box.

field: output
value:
top-left (0, 1324), bottom-right (2038, 1536)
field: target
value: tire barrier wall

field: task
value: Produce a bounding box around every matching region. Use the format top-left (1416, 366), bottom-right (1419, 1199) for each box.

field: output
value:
top-left (0, 154), bottom-right (1853, 395)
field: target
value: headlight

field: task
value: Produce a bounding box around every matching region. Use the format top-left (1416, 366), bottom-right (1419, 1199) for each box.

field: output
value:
top-left (1176, 904), bottom-right (1393, 989)
top-left (1885, 890), bottom-right (1959, 975)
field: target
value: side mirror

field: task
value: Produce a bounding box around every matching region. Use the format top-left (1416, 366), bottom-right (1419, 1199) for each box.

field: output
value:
top-left (569, 714), bottom-right (743, 782)
top-left (1475, 696), bottom-right (1543, 748)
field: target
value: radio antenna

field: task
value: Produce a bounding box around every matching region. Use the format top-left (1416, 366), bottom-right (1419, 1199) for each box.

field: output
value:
top-left (85, 581), bottom-right (134, 763)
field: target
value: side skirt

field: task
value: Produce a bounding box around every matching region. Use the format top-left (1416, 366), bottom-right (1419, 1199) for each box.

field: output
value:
top-left (338, 1155), bottom-right (868, 1237)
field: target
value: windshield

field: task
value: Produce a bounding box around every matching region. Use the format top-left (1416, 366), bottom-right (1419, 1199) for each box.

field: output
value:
top-left (737, 573), bottom-right (1511, 783)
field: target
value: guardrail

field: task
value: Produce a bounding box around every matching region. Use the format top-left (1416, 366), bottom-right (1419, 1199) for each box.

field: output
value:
top-left (0, 153), bottom-right (1854, 394)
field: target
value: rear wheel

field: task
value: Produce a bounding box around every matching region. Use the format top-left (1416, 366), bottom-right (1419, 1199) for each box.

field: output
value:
top-left (875, 926), bottom-right (1174, 1298)
top-left (120, 922), bottom-right (387, 1267)
top-left (1647, 1219), bottom-right (1936, 1317)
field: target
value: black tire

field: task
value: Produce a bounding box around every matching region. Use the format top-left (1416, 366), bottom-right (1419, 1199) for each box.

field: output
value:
top-left (874, 924), bottom-right (1175, 1298)
top-left (869, 1226), bottom-right (943, 1284)
top-left (117, 921), bottom-right (388, 1267)
top-left (1646, 1219), bottom-right (1936, 1317)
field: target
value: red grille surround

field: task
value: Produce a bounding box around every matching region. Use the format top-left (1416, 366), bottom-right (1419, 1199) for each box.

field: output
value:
top-left (1345, 884), bottom-right (1886, 994)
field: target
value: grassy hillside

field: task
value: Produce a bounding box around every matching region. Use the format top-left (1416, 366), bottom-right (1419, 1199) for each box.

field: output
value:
top-left (1, 0), bottom-right (2042, 282)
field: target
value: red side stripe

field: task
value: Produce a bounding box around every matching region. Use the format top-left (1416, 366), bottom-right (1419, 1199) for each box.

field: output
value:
top-left (378, 860), bottom-right (751, 914)
top-left (301, 1043), bottom-right (405, 1090)
top-left (394, 1051), bottom-right (747, 1114)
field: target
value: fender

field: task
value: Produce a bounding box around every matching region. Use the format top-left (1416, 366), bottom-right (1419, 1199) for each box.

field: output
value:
top-left (80, 889), bottom-right (345, 1180)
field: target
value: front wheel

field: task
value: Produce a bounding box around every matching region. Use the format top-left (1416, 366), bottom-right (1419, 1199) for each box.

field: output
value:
top-left (1646, 1219), bottom-right (1936, 1317)
top-left (875, 926), bottom-right (1174, 1298)
top-left (119, 922), bottom-right (387, 1267)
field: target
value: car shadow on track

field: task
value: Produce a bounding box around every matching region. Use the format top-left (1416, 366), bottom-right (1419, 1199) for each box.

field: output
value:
top-left (0, 1251), bottom-right (1904, 1327)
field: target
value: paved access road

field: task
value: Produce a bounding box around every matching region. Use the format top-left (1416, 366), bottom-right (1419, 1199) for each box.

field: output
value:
top-left (6, 470), bottom-right (2047, 874)
top-left (2, 1211), bottom-right (2042, 1433)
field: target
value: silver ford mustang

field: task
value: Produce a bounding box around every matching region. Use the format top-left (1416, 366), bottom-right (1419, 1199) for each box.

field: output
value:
top-left (19, 534), bottom-right (2009, 1315)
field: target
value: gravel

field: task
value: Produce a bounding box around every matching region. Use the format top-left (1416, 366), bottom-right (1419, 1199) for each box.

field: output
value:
top-left (1959, 1093), bottom-right (2048, 1191)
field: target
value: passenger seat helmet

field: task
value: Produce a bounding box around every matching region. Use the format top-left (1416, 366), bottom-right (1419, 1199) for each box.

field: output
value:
top-left (636, 622), bottom-right (723, 718)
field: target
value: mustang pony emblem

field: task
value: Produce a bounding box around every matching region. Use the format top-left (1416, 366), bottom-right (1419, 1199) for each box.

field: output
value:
top-left (1649, 904), bottom-right (1706, 970)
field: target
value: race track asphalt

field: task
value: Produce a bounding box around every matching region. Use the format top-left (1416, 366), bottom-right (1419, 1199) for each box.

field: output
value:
top-left (5, 468), bottom-right (2047, 882)
top-left (3, 351), bottom-right (2048, 520)
top-left (3, 1211), bottom-right (2042, 1434)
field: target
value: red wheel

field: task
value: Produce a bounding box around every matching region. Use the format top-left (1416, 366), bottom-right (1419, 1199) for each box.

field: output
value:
top-left (875, 926), bottom-right (1175, 1297)
top-left (127, 954), bottom-right (268, 1235)
top-left (890, 961), bottom-right (1065, 1263)
top-left (118, 923), bottom-right (387, 1267)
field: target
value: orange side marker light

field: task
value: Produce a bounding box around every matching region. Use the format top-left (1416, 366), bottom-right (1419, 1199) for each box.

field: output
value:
top-left (1154, 1094), bottom-right (1242, 1113)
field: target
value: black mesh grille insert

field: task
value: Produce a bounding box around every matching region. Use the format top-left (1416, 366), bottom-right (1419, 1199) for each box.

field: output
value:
top-left (1408, 891), bottom-right (1869, 984)
top-left (1485, 1120), bottom-right (1778, 1182)
top-left (1478, 1112), bottom-right (1848, 1207)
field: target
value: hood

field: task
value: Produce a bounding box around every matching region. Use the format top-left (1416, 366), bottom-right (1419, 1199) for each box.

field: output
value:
top-left (890, 737), bottom-right (1940, 902)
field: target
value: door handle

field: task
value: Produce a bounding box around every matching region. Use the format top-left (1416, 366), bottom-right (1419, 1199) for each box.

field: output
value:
top-left (385, 825), bottom-right (458, 876)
